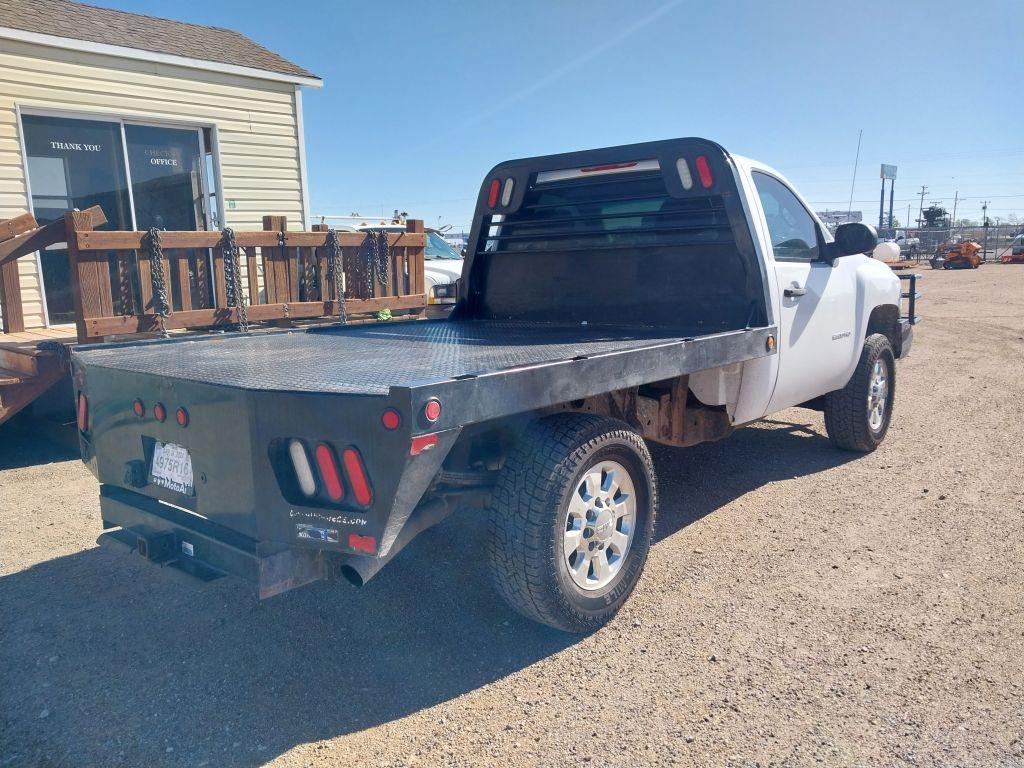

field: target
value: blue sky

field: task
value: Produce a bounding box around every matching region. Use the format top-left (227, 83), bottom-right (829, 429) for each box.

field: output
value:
top-left (106, 0), bottom-right (1022, 230)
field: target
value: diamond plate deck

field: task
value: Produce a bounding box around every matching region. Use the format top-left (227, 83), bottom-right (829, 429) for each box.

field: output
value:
top-left (74, 320), bottom-right (719, 395)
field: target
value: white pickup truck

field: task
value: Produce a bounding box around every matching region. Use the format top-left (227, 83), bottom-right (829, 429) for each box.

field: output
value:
top-left (72, 137), bottom-right (919, 632)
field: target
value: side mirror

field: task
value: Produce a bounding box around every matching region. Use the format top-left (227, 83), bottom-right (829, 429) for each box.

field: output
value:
top-left (830, 222), bottom-right (878, 260)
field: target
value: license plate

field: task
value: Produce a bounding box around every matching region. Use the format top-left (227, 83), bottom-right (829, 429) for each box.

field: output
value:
top-left (149, 442), bottom-right (194, 496)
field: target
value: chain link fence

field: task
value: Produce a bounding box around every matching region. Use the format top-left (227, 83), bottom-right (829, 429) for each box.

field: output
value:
top-left (878, 223), bottom-right (1022, 262)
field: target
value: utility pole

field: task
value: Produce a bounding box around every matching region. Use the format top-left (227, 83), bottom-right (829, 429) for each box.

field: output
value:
top-left (917, 185), bottom-right (928, 228)
top-left (982, 201), bottom-right (990, 260)
top-left (950, 191), bottom-right (959, 234)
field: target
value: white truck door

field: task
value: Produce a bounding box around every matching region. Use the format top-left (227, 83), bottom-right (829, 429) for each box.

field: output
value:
top-left (750, 171), bottom-right (858, 412)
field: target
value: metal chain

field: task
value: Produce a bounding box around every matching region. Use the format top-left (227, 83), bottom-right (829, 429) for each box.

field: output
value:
top-left (372, 230), bottom-right (390, 287)
top-left (325, 228), bottom-right (347, 324)
top-left (220, 227), bottom-right (249, 332)
top-left (360, 229), bottom-right (391, 296)
top-left (145, 227), bottom-right (170, 337)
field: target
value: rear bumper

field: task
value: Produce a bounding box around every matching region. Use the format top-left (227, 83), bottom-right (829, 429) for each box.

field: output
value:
top-left (99, 485), bottom-right (328, 598)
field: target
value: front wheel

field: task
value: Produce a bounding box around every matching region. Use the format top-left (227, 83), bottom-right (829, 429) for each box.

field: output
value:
top-left (488, 413), bottom-right (657, 633)
top-left (824, 334), bottom-right (896, 452)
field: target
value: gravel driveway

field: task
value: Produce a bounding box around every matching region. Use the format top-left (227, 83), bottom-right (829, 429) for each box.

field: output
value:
top-left (2, 267), bottom-right (1022, 768)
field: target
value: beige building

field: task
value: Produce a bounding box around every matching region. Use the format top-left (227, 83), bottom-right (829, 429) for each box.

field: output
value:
top-left (0, 0), bottom-right (321, 329)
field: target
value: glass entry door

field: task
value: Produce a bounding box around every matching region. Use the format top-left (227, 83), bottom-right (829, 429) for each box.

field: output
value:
top-left (21, 113), bottom-right (213, 325)
top-left (124, 124), bottom-right (205, 232)
top-left (22, 114), bottom-right (134, 324)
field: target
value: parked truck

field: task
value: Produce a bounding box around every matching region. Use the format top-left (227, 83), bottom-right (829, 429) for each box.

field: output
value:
top-left (71, 138), bottom-right (919, 632)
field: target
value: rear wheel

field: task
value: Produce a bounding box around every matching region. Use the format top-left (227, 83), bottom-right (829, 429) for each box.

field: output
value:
top-left (824, 334), bottom-right (896, 452)
top-left (488, 413), bottom-right (657, 633)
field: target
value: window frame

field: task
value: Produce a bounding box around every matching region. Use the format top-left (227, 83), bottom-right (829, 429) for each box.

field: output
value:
top-left (751, 169), bottom-right (827, 264)
top-left (16, 104), bottom-right (224, 326)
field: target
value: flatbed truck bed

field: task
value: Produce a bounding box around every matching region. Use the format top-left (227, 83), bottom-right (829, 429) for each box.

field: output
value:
top-left (79, 318), bottom-right (776, 416)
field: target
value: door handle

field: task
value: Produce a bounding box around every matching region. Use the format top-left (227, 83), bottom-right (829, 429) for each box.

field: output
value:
top-left (784, 284), bottom-right (807, 297)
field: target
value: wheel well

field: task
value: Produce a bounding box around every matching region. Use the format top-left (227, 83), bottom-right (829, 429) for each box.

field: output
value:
top-left (867, 304), bottom-right (901, 356)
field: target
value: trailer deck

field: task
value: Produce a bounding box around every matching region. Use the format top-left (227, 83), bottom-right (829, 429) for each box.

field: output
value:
top-left (75, 319), bottom-right (777, 396)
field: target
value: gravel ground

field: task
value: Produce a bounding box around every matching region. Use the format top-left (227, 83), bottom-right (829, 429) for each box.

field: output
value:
top-left (1, 267), bottom-right (1022, 768)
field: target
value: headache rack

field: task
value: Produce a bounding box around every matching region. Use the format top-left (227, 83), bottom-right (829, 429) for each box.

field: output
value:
top-left (479, 170), bottom-right (734, 257)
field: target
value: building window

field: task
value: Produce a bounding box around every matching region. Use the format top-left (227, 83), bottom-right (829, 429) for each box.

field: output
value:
top-left (20, 112), bottom-right (220, 325)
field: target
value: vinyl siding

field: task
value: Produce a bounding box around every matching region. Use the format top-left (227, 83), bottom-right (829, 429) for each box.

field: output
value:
top-left (0, 37), bottom-right (306, 329)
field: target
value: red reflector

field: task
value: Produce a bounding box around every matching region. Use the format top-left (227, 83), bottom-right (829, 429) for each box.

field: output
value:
top-left (132, 398), bottom-right (145, 418)
top-left (314, 444), bottom-right (345, 501)
top-left (423, 399), bottom-right (441, 422)
top-left (77, 392), bottom-right (88, 432)
top-left (176, 407), bottom-right (189, 428)
top-left (381, 408), bottom-right (401, 430)
top-left (154, 402), bottom-right (166, 423)
top-left (487, 178), bottom-right (501, 208)
top-left (581, 161), bottom-right (638, 173)
top-left (342, 448), bottom-right (373, 506)
top-left (349, 533), bottom-right (376, 554)
top-left (695, 155), bottom-right (713, 188)
top-left (410, 433), bottom-right (438, 456)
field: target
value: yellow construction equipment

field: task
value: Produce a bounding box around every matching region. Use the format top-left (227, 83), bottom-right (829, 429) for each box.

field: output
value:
top-left (930, 239), bottom-right (982, 270)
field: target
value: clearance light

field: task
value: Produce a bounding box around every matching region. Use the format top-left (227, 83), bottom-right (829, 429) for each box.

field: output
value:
top-left (410, 433), bottom-right (439, 456)
top-left (288, 439), bottom-right (317, 497)
top-left (423, 399), bottom-right (441, 423)
top-left (381, 408), bottom-right (401, 431)
top-left (342, 448), bottom-right (373, 506)
top-left (501, 177), bottom-right (514, 207)
top-left (132, 399), bottom-right (145, 418)
top-left (176, 407), bottom-right (189, 428)
top-left (695, 155), bottom-right (714, 188)
top-left (487, 178), bottom-right (501, 208)
top-left (154, 402), bottom-right (166, 423)
top-left (349, 533), bottom-right (376, 554)
top-left (314, 444), bottom-right (345, 502)
top-left (676, 158), bottom-right (694, 190)
top-left (77, 392), bottom-right (89, 432)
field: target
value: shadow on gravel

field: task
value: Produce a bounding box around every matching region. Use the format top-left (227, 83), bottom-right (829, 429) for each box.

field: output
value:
top-left (0, 417), bottom-right (79, 471)
top-left (0, 417), bottom-right (857, 767)
top-left (650, 417), bottom-right (857, 542)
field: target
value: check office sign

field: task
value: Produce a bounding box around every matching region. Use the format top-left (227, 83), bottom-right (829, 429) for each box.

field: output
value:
top-left (143, 147), bottom-right (181, 167)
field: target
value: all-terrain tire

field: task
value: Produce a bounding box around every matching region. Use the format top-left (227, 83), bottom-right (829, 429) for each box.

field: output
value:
top-left (824, 333), bottom-right (896, 452)
top-left (488, 413), bottom-right (657, 633)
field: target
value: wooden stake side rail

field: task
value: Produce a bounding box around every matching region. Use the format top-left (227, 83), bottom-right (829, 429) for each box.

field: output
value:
top-left (63, 214), bottom-right (428, 343)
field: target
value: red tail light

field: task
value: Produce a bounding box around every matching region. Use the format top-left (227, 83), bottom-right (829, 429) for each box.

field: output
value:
top-left (423, 399), bottom-right (441, 423)
top-left (176, 407), bottom-right (189, 427)
top-left (77, 392), bottom-right (88, 432)
top-left (695, 155), bottom-right (713, 188)
top-left (342, 448), bottom-right (373, 506)
top-left (349, 533), bottom-right (376, 554)
top-left (487, 178), bottom-right (501, 208)
top-left (381, 408), bottom-right (401, 431)
top-left (154, 402), bottom-right (166, 423)
top-left (314, 444), bottom-right (345, 501)
top-left (410, 433), bottom-right (438, 456)
top-left (132, 399), bottom-right (145, 418)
